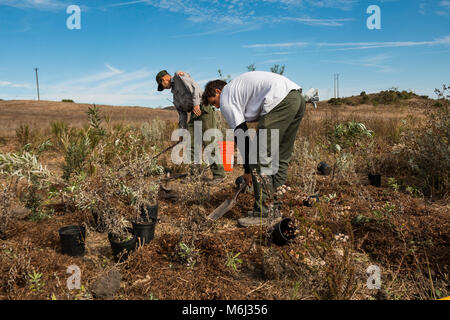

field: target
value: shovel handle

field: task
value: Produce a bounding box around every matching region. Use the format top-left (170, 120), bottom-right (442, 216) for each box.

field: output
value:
top-left (152, 141), bottom-right (181, 160)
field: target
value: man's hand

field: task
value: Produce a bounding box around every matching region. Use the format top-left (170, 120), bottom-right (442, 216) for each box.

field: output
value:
top-left (178, 136), bottom-right (183, 143)
top-left (193, 105), bottom-right (202, 117)
top-left (243, 173), bottom-right (252, 187)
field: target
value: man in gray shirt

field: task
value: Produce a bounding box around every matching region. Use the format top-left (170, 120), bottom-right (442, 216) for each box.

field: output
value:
top-left (156, 70), bottom-right (225, 184)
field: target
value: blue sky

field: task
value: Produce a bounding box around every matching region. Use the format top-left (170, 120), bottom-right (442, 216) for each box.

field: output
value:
top-left (0, 0), bottom-right (449, 107)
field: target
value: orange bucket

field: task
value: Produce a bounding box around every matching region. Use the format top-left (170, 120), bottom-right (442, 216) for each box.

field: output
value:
top-left (217, 141), bottom-right (234, 172)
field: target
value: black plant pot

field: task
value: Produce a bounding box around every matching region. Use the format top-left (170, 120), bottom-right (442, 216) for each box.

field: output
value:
top-left (272, 218), bottom-right (296, 246)
top-left (108, 228), bottom-right (136, 262)
top-left (317, 162), bottom-right (332, 175)
top-left (59, 225), bottom-right (86, 257)
top-left (132, 220), bottom-right (156, 246)
top-left (368, 174), bottom-right (381, 187)
top-left (303, 194), bottom-right (320, 207)
top-left (140, 204), bottom-right (158, 222)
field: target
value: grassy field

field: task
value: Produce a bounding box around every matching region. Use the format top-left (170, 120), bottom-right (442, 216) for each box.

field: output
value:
top-left (0, 92), bottom-right (448, 300)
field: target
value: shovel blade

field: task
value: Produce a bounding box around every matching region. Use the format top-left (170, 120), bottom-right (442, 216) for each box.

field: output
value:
top-left (207, 199), bottom-right (234, 221)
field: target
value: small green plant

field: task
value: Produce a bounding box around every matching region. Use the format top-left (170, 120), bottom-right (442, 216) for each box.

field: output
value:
top-left (406, 185), bottom-right (423, 198)
top-left (225, 251), bottom-right (243, 271)
top-left (329, 121), bottom-right (373, 151)
top-left (388, 178), bottom-right (400, 192)
top-left (373, 202), bottom-right (396, 221)
top-left (178, 242), bottom-right (198, 269)
top-left (62, 99), bottom-right (74, 103)
top-left (28, 270), bottom-right (44, 292)
top-left (74, 284), bottom-right (93, 300)
top-left (323, 193), bottom-right (337, 203)
top-left (148, 293), bottom-right (159, 300)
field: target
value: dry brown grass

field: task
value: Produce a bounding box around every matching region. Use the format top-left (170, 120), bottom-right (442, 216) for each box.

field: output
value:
top-left (0, 100), bottom-right (178, 138)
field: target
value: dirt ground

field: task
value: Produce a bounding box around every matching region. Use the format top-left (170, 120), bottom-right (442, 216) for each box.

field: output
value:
top-left (0, 99), bottom-right (448, 300)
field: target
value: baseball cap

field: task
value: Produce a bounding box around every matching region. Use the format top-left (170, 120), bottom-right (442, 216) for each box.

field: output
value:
top-left (156, 70), bottom-right (169, 91)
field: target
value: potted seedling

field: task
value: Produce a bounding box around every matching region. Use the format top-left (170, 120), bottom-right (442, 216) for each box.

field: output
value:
top-left (271, 218), bottom-right (297, 246)
top-left (106, 214), bottom-right (136, 262)
top-left (131, 183), bottom-right (159, 246)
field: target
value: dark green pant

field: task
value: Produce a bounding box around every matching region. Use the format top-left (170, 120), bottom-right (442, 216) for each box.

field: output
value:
top-left (250, 90), bottom-right (306, 216)
top-left (187, 104), bottom-right (225, 178)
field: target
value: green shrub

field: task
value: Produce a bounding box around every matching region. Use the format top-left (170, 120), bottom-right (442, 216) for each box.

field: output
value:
top-left (328, 98), bottom-right (343, 106)
top-left (393, 104), bottom-right (449, 198)
top-left (62, 135), bottom-right (91, 181)
top-left (61, 99), bottom-right (74, 103)
top-left (371, 89), bottom-right (417, 105)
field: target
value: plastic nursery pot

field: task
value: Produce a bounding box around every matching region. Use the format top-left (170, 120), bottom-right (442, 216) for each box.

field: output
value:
top-left (368, 174), bottom-right (381, 187)
top-left (317, 161), bottom-right (332, 176)
top-left (132, 220), bottom-right (157, 246)
top-left (303, 194), bottom-right (320, 207)
top-left (272, 218), bottom-right (296, 246)
top-left (58, 225), bottom-right (86, 257)
top-left (140, 203), bottom-right (158, 222)
top-left (108, 228), bottom-right (136, 262)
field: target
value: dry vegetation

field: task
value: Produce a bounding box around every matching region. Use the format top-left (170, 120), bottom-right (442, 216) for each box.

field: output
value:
top-left (0, 88), bottom-right (448, 300)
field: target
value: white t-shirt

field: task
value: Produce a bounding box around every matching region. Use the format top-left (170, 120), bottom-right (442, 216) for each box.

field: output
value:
top-left (219, 71), bottom-right (301, 129)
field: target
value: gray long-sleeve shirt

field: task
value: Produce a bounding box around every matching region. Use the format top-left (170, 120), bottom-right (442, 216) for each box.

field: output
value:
top-left (171, 71), bottom-right (203, 129)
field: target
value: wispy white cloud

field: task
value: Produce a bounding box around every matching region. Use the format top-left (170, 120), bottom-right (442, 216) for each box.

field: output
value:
top-left (282, 17), bottom-right (354, 27)
top-left (243, 42), bottom-right (308, 49)
top-left (317, 36), bottom-right (450, 50)
top-left (108, 0), bottom-right (354, 31)
top-left (259, 58), bottom-right (289, 65)
top-left (437, 0), bottom-right (450, 16)
top-left (0, 0), bottom-right (66, 10)
top-left (1, 64), bottom-right (165, 106)
top-left (243, 36), bottom-right (450, 51)
top-left (324, 53), bottom-right (395, 73)
top-left (0, 80), bottom-right (32, 88)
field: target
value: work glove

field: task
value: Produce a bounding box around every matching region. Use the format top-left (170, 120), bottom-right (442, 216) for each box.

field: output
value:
top-left (303, 88), bottom-right (319, 109)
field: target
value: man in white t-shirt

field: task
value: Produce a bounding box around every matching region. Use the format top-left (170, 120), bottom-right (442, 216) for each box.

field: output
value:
top-left (203, 71), bottom-right (312, 227)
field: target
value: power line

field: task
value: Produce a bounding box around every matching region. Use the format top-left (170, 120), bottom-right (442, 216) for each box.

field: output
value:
top-left (34, 68), bottom-right (40, 101)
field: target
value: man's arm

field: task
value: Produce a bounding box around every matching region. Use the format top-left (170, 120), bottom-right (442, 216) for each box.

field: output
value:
top-left (175, 71), bottom-right (202, 107)
top-left (234, 122), bottom-right (251, 174)
top-left (173, 94), bottom-right (188, 130)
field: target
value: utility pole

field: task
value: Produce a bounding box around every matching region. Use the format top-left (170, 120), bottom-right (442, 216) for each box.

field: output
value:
top-left (34, 68), bottom-right (40, 101)
top-left (334, 73), bottom-right (340, 98)
top-left (337, 73), bottom-right (340, 98)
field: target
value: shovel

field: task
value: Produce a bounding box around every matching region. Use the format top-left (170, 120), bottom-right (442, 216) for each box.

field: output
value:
top-left (207, 183), bottom-right (247, 221)
top-left (152, 141), bottom-right (181, 161)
